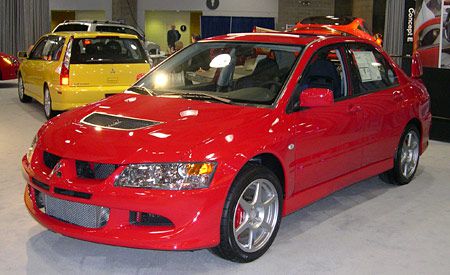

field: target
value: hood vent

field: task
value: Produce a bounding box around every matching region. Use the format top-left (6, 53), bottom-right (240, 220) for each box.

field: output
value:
top-left (81, 112), bottom-right (161, 130)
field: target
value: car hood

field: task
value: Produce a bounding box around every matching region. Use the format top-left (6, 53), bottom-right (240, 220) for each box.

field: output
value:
top-left (38, 94), bottom-right (272, 164)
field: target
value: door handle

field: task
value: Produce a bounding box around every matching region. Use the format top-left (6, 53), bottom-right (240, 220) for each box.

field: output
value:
top-left (348, 104), bottom-right (362, 113)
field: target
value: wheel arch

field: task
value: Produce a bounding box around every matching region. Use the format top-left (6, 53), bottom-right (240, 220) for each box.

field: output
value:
top-left (248, 153), bottom-right (286, 198)
top-left (406, 118), bottom-right (423, 153)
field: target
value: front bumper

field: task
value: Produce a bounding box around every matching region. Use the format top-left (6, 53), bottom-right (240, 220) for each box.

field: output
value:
top-left (51, 85), bottom-right (130, 111)
top-left (0, 63), bottom-right (18, 80)
top-left (22, 155), bottom-right (229, 250)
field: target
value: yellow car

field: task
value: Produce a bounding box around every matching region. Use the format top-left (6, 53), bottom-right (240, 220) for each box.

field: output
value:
top-left (17, 32), bottom-right (151, 118)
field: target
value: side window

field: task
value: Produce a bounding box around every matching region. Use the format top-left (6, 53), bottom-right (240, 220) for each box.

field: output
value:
top-left (47, 36), bottom-right (66, 61)
top-left (29, 38), bottom-right (48, 60)
top-left (298, 46), bottom-right (348, 100)
top-left (95, 25), bottom-right (121, 33)
top-left (347, 43), bottom-right (398, 95)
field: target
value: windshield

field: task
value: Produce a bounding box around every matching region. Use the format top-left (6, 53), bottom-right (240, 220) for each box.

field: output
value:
top-left (70, 37), bottom-right (148, 64)
top-left (134, 42), bottom-right (303, 106)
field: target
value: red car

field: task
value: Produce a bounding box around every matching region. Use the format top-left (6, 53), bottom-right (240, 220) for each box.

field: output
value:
top-left (0, 52), bottom-right (19, 80)
top-left (414, 17), bottom-right (441, 68)
top-left (291, 16), bottom-right (383, 45)
top-left (23, 32), bottom-right (431, 262)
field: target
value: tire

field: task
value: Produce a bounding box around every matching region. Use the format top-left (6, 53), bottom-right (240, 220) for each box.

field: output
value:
top-left (18, 75), bottom-right (32, 103)
top-left (211, 164), bottom-right (283, 262)
top-left (43, 86), bottom-right (56, 119)
top-left (380, 124), bottom-right (420, 185)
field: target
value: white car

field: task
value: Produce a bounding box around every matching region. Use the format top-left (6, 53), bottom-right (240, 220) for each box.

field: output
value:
top-left (53, 20), bottom-right (160, 54)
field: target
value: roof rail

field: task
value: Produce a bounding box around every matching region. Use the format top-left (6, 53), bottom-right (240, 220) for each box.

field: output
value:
top-left (61, 20), bottom-right (124, 25)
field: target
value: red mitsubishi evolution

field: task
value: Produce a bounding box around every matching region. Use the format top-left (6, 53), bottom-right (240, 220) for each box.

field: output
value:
top-left (23, 32), bottom-right (431, 262)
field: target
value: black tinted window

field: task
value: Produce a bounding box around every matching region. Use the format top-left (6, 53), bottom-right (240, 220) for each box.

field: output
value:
top-left (348, 43), bottom-right (398, 94)
top-left (70, 37), bottom-right (148, 64)
top-left (54, 24), bottom-right (89, 32)
top-left (95, 26), bottom-right (143, 40)
top-left (419, 28), bottom-right (440, 47)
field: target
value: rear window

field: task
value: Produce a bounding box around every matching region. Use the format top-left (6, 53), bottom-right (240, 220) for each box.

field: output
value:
top-left (54, 24), bottom-right (89, 32)
top-left (70, 37), bottom-right (148, 64)
top-left (95, 25), bottom-right (144, 40)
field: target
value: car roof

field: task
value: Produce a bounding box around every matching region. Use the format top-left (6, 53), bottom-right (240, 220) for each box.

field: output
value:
top-left (46, 31), bottom-right (139, 39)
top-left (201, 32), bottom-right (374, 46)
top-left (57, 20), bottom-right (127, 26)
top-left (202, 32), bottom-right (382, 52)
top-left (203, 32), bottom-right (319, 45)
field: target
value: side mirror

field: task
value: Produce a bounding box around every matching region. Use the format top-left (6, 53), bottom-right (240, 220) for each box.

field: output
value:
top-left (17, 51), bottom-right (27, 58)
top-left (300, 88), bottom-right (334, 108)
top-left (411, 52), bottom-right (423, 79)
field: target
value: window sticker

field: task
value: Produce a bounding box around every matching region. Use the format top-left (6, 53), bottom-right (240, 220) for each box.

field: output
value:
top-left (352, 51), bottom-right (382, 82)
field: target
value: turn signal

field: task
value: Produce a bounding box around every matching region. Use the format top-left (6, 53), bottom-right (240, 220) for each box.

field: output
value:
top-left (187, 163), bottom-right (214, 175)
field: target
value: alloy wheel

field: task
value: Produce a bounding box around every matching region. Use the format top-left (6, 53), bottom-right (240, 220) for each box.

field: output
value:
top-left (44, 88), bottom-right (51, 118)
top-left (18, 77), bottom-right (24, 99)
top-left (400, 130), bottom-right (419, 178)
top-left (233, 179), bottom-right (279, 253)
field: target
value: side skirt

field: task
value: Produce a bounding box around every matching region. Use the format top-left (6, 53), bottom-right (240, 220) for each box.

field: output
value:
top-left (283, 158), bottom-right (393, 216)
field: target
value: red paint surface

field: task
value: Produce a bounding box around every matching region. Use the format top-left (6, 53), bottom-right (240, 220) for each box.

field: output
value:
top-left (23, 34), bottom-right (431, 250)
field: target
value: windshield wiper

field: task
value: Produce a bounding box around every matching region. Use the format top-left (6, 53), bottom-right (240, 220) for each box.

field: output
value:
top-left (126, 86), bottom-right (157, 96)
top-left (177, 92), bottom-right (232, 104)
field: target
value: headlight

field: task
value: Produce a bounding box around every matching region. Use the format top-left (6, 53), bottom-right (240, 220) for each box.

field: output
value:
top-left (27, 135), bottom-right (37, 163)
top-left (2, 56), bottom-right (12, 65)
top-left (114, 162), bottom-right (216, 190)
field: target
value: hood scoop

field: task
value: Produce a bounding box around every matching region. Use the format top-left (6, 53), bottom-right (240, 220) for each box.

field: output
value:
top-left (81, 112), bottom-right (161, 130)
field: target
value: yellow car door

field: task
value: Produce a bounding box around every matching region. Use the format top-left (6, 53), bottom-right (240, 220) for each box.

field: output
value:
top-left (21, 37), bottom-right (48, 98)
top-left (39, 35), bottom-right (67, 104)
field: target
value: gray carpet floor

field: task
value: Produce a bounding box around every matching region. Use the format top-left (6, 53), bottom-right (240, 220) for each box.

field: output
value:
top-left (1, 79), bottom-right (449, 274)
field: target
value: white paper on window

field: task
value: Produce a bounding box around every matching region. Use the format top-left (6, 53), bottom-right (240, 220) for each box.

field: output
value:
top-left (352, 51), bottom-right (382, 83)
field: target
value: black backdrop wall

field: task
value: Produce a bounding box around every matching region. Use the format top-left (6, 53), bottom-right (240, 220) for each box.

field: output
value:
top-left (422, 68), bottom-right (450, 142)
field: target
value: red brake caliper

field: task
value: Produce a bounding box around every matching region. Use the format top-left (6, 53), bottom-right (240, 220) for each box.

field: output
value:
top-left (235, 204), bottom-right (244, 229)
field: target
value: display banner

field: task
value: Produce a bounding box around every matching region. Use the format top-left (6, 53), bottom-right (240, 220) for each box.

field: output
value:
top-left (403, 0), bottom-right (417, 74)
top-left (413, 0), bottom-right (450, 69)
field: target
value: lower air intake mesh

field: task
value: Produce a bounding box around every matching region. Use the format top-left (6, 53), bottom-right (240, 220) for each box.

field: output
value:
top-left (44, 194), bottom-right (109, 228)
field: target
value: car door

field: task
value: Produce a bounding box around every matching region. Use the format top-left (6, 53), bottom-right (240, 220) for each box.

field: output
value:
top-left (41, 35), bottom-right (66, 99)
top-left (21, 37), bottom-right (48, 98)
top-left (345, 43), bottom-right (407, 167)
top-left (289, 45), bottom-right (364, 194)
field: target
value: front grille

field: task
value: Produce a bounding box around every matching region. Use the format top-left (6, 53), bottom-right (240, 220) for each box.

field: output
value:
top-left (43, 151), bottom-right (61, 169)
top-left (129, 211), bottom-right (174, 226)
top-left (81, 112), bottom-right (161, 130)
top-left (76, 160), bottom-right (117, 179)
top-left (41, 193), bottom-right (109, 228)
